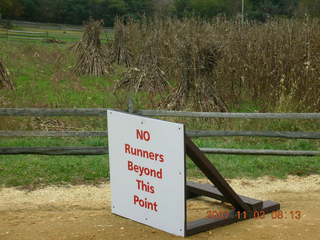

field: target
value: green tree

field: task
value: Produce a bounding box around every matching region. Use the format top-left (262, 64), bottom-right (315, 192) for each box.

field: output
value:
top-left (1, 0), bottom-right (307, 26)
top-left (0, 0), bottom-right (23, 18)
top-left (296, 0), bottom-right (320, 17)
top-left (248, 0), bottom-right (298, 21)
top-left (173, 0), bottom-right (227, 18)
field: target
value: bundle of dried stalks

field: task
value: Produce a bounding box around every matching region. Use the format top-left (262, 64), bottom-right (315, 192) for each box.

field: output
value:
top-left (114, 19), bottom-right (169, 94)
top-left (111, 18), bottom-right (134, 66)
top-left (0, 60), bottom-right (14, 90)
top-left (44, 38), bottom-right (65, 44)
top-left (73, 19), bottom-right (109, 76)
top-left (112, 18), bottom-right (227, 112)
top-left (166, 33), bottom-right (227, 112)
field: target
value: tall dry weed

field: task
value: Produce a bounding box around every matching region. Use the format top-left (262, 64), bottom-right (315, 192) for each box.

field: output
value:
top-left (112, 18), bottom-right (227, 112)
top-left (213, 17), bottom-right (320, 112)
top-left (110, 17), bottom-right (320, 112)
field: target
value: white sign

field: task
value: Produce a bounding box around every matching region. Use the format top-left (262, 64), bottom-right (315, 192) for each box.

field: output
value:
top-left (107, 110), bottom-right (185, 236)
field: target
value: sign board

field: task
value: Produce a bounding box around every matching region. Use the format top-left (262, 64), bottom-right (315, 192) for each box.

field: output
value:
top-left (107, 110), bottom-right (185, 236)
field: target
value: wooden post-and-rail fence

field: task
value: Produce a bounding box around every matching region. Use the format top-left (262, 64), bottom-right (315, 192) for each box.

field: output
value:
top-left (0, 107), bottom-right (320, 157)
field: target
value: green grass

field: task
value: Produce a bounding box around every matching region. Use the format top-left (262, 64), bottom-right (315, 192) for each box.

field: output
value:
top-left (187, 137), bottom-right (320, 178)
top-left (187, 156), bottom-right (320, 179)
top-left (0, 138), bottom-right (110, 187)
top-left (0, 137), bottom-right (319, 188)
top-left (1, 153), bottom-right (319, 188)
top-left (0, 155), bottom-right (109, 187)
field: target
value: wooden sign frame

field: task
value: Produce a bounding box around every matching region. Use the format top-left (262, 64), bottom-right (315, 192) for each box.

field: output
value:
top-left (184, 135), bottom-right (280, 236)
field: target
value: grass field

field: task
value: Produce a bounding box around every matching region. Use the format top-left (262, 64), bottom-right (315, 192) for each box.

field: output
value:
top-left (0, 23), bottom-right (319, 188)
top-left (0, 136), bottom-right (319, 188)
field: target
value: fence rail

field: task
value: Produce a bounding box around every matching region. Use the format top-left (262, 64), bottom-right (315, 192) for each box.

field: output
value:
top-left (1, 130), bottom-right (320, 139)
top-left (0, 147), bottom-right (319, 156)
top-left (0, 108), bottom-right (108, 116)
top-left (0, 30), bottom-right (49, 41)
top-left (0, 131), bottom-right (108, 137)
top-left (7, 20), bottom-right (113, 32)
top-left (137, 110), bottom-right (320, 119)
top-left (200, 148), bottom-right (320, 156)
top-left (0, 108), bottom-right (319, 157)
top-left (0, 147), bottom-right (107, 155)
top-left (0, 27), bottom-right (110, 42)
top-left (2, 108), bottom-right (320, 118)
top-left (186, 130), bottom-right (320, 139)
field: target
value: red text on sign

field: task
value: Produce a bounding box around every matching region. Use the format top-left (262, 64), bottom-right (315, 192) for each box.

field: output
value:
top-left (133, 195), bottom-right (158, 212)
top-left (124, 144), bottom-right (165, 162)
top-left (128, 160), bottom-right (163, 179)
top-left (136, 179), bottom-right (155, 194)
top-left (136, 129), bottom-right (151, 142)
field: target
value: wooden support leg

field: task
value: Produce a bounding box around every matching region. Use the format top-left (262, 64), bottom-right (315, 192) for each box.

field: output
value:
top-left (186, 181), bottom-right (263, 211)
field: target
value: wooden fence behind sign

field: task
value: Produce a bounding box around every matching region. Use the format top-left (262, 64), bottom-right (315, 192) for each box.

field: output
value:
top-left (0, 30), bottom-right (49, 41)
top-left (0, 107), bottom-right (320, 156)
top-left (0, 29), bottom-right (110, 42)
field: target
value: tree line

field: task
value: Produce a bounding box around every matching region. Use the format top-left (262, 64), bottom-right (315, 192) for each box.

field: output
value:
top-left (1, 0), bottom-right (320, 26)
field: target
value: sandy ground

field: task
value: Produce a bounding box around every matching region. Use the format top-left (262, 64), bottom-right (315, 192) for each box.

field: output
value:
top-left (1, 175), bottom-right (320, 240)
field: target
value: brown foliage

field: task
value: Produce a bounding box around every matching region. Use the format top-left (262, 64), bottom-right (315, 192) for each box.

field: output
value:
top-left (212, 18), bottom-right (320, 112)
top-left (111, 17), bottom-right (320, 112)
top-left (112, 18), bottom-right (227, 112)
top-left (0, 60), bottom-right (14, 90)
top-left (73, 19), bottom-right (109, 77)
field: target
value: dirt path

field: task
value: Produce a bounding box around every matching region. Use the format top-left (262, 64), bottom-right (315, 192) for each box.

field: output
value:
top-left (1, 175), bottom-right (320, 240)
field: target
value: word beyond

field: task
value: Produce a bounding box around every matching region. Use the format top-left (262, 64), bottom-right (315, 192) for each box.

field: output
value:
top-left (128, 160), bottom-right (163, 179)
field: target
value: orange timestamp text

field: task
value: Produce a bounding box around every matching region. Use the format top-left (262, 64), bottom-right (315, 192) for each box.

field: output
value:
top-left (207, 210), bottom-right (302, 220)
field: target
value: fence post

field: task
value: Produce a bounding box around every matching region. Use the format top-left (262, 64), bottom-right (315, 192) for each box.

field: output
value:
top-left (128, 97), bottom-right (134, 114)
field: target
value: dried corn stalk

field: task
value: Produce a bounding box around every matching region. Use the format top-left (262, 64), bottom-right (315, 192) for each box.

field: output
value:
top-left (112, 18), bottom-right (228, 112)
top-left (0, 60), bottom-right (14, 90)
top-left (73, 19), bottom-right (109, 76)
